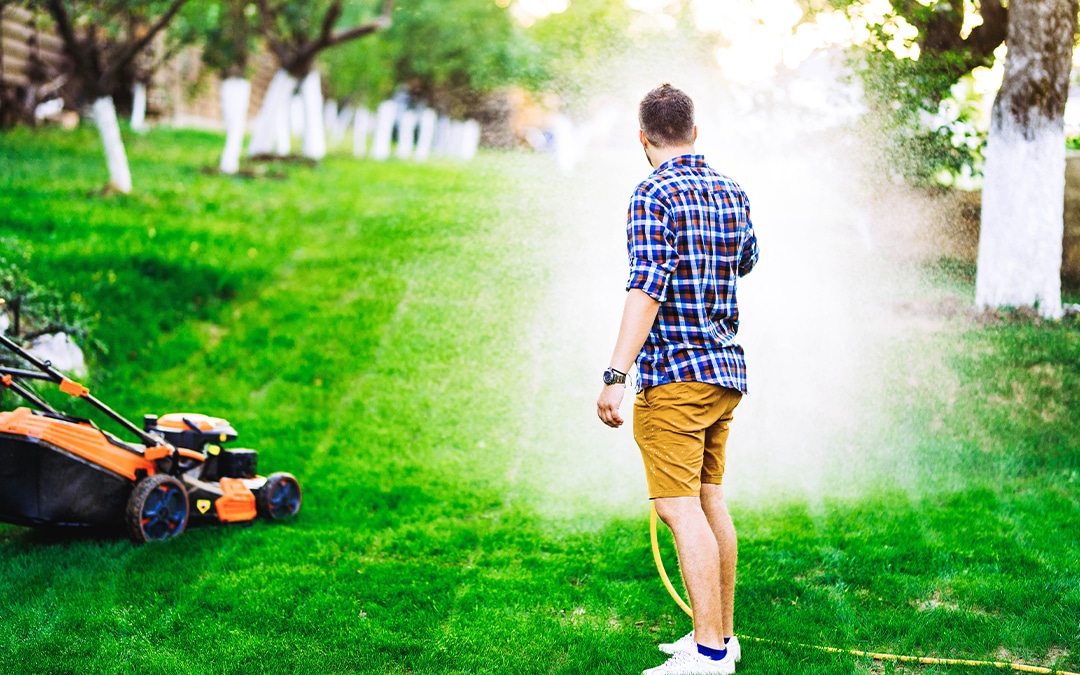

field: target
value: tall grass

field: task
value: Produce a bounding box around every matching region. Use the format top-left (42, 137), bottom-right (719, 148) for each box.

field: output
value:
top-left (0, 126), bottom-right (1077, 674)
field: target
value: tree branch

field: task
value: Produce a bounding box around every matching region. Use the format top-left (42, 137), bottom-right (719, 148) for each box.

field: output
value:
top-left (316, 0), bottom-right (342, 50)
top-left (45, 0), bottom-right (103, 97)
top-left (284, 0), bottom-right (394, 76)
top-left (254, 0), bottom-right (289, 63)
top-left (99, 0), bottom-right (188, 90)
top-left (963, 0), bottom-right (1007, 63)
top-left (329, 0), bottom-right (394, 48)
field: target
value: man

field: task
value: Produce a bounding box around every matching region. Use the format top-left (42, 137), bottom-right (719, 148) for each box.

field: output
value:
top-left (596, 83), bottom-right (758, 675)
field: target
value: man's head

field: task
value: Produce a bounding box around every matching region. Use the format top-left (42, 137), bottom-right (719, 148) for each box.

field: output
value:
top-left (638, 83), bottom-right (695, 148)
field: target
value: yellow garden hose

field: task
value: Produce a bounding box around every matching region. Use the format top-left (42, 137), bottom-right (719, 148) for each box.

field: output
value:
top-left (649, 503), bottom-right (1079, 675)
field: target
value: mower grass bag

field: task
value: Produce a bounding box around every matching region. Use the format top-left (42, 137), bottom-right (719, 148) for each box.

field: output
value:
top-left (0, 333), bottom-right (301, 543)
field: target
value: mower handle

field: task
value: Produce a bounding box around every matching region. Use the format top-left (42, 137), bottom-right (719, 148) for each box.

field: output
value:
top-left (0, 333), bottom-right (173, 453)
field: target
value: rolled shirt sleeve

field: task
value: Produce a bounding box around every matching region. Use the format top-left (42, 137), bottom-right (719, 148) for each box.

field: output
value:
top-left (737, 192), bottom-right (759, 277)
top-left (738, 223), bottom-right (759, 277)
top-left (626, 191), bottom-right (678, 302)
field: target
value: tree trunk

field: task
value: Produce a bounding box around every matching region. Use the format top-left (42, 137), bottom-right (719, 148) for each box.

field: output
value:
top-left (247, 69), bottom-right (296, 157)
top-left (334, 105), bottom-right (353, 146)
top-left (299, 71), bottom-right (326, 160)
top-left (395, 109), bottom-right (417, 159)
top-left (975, 0), bottom-right (1079, 319)
top-left (323, 99), bottom-right (338, 145)
top-left (353, 108), bottom-right (371, 157)
top-left (415, 109), bottom-right (437, 161)
top-left (434, 115), bottom-right (452, 156)
top-left (130, 82), bottom-right (148, 133)
top-left (371, 99), bottom-right (397, 161)
top-left (92, 96), bottom-right (132, 193)
top-left (461, 120), bottom-right (481, 161)
top-left (219, 77), bottom-right (251, 174)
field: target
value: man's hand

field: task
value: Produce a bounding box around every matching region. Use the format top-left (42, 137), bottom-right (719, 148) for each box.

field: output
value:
top-left (597, 384), bottom-right (626, 428)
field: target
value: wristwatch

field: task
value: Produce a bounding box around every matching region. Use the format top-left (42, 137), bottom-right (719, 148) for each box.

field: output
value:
top-left (602, 367), bottom-right (627, 386)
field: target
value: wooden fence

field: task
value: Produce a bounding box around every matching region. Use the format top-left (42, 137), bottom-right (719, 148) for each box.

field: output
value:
top-left (1, 6), bottom-right (66, 90)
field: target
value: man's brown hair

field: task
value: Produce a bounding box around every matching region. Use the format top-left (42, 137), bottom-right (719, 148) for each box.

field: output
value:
top-left (639, 83), bottom-right (695, 147)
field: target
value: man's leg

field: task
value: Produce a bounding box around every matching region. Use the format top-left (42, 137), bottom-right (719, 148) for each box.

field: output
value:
top-left (701, 483), bottom-right (737, 638)
top-left (653, 495), bottom-right (725, 650)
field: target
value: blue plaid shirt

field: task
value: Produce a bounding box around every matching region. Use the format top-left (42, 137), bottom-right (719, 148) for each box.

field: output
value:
top-left (626, 154), bottom-right (758, 393)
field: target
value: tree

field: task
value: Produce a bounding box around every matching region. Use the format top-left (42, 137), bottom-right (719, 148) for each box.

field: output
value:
top-left (246, 0), bottom-right (394, 160)
top-left (320, 0), bottom-right (543, 151)
top-left (188, 0), bottom-right (258, 172)
top-left (975, 0), bottom-right (1079, 318)
top-left (31, 0), bottom-right (189, 193)
top-left (841, 0), bottom-right (1080, 317)
top-left (526, 0), bottom-right (634, 114)
top-left (844, 0), bottom-right (1008, 184)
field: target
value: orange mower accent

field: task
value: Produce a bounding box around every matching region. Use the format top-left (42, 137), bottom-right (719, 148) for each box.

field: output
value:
top-left (0, 406), bottom-right (154, 481)
top-left (59, 378), bottom-right (90, 397)
top-left (215, 478), bottom-right (258, 522)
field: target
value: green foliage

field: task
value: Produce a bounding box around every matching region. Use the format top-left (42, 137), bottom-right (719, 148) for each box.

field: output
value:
top-left (850, 47), bottom-right (986, 187)
top-left (178, 0), bottom-right (259, 78)
top-left (0, 128), bottom-right (1078, 674)
top-left (525, 0), bottom-right (635, 107)
top-left (834, 0), bottom-right (997, 187)
top-left (0, 238), bottom-right (96, 351)
top-left (322, 0), bottom-right (540, 114)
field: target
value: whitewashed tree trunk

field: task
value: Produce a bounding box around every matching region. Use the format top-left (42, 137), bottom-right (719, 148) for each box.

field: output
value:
top-left (461, 119), bottom-right (481, 161)
top-left (289, 94), bottom-right (305, 137)
top-left (353, 108), bottom-right (371, 157)
top-left (219, 77), bottom-right (251, 174)
top-left (300, 72), bottom-right (326, 160)
top-left (130, 82), bottom-right (148, 134)
top-left (448, 120), bottom-right (466, 159)
top-left (396, 109), bottom-right (418, 159)
top-left (434, 114), bottom-right (452, 156)
top-left (323, 99), bottom-right (338, 145)
top-left (371, 99), bottom-right (397, 160)
top-left (332, 105), bottom-right (352, 146)
top-left (974, 0), bottom-right (1077, 319)
top-left (93, 96), bottom-right (132, 193)
top-left (415, 109), bottom-right (437, 161)
top-left (248, 70), bottom-right (296, 157)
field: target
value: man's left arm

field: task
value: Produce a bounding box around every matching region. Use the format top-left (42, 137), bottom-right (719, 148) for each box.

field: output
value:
top-left (596, 288), bottom-right (661, 429)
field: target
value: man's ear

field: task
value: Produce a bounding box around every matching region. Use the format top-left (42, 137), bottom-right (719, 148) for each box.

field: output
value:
top-left (639, 129), bottom-right (649, 147)
top-left (693, 126), bottom-right (698, 143)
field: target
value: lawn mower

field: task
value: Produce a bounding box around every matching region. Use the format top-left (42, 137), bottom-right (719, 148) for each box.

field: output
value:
top-left (0, 332), bottom-right (301, 543)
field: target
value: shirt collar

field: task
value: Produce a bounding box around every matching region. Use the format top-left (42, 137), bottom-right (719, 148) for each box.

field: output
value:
top-left (654, 154), bottom-right (707, 174)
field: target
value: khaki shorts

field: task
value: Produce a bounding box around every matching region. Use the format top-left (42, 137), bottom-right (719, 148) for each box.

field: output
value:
top-left (633, 381), bottom-right (743, 499)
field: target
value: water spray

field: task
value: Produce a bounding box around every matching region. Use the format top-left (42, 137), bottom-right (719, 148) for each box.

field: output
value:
top-left (648, 504), bottom-right (1079, 675)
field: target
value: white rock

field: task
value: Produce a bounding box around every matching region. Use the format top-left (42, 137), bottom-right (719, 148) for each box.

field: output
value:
top-left (28, 333), bottom-right (87, 378)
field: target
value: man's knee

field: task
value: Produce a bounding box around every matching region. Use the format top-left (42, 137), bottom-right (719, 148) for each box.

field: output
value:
top-left (653, 495), bottom-right (704, 527)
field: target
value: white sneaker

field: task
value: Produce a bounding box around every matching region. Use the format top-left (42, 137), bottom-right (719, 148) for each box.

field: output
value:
top-left (660, 633), bottom-right (741, 663)
top-left (658, 631), bottom-right (695, 655)
top-left (643, 648), bottom-right (736, 675)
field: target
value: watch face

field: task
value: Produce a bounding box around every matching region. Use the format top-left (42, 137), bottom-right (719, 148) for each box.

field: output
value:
top-left (603, 369), bottom-right (623, 385)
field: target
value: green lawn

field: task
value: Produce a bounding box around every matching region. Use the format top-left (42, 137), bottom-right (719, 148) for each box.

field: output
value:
top-left (0, 126), bottom-right (1077, 674)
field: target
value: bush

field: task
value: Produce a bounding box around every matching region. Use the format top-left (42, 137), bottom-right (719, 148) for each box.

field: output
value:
top-left (0, 236), bottom-right (97, 364)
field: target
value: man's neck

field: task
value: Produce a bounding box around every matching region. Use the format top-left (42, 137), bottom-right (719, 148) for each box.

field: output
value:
top-left (649, 144), bottom-right (696, 169)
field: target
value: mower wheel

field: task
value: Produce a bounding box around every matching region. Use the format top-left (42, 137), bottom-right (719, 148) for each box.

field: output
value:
top-left (256, 472), bottom-right (302, 520)
top-left (126, 474), bottom-right (190, 543)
